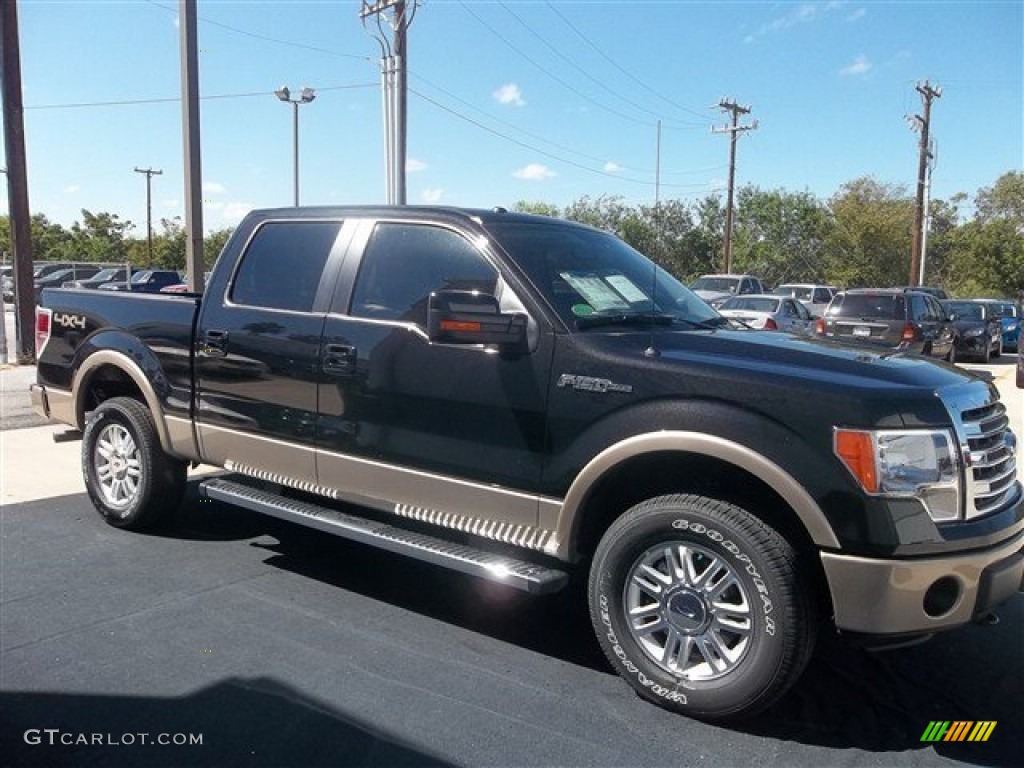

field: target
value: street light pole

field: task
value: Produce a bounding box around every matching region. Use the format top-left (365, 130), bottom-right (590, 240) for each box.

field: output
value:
top-left (275, 86), bottom-right (316, 206)
top-left (134, 167), bottom-right (162, 263)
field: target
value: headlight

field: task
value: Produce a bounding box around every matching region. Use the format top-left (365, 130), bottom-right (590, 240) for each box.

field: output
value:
top-left (963, 327), bottom-right (985, 337)
top-left (834, 428), bottom-right (961, 522)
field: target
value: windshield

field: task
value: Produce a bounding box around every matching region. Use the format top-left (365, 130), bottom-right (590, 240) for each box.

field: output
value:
top-left (484, 220), bottom-right (721, 329)
top-left (131, 271), bottom-right (153, 284)
top-left (944, 301), bottom-right (985, 320)
top-left (988, 302), bottom-right (1018, 318)
top-left (690, 276), bottom-right (740, 293)
top-left (90, 268), bottom-right (118, 281)
top-left (773, 285), bottom-right (812, 301)
top-left (720, 297), bottom-right (779, 313)
top-left (829, 294), bottom-right (903, 319)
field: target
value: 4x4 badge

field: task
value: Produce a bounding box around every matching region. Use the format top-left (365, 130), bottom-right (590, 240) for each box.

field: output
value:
top-left (557, 374), bottom-right (633, 394)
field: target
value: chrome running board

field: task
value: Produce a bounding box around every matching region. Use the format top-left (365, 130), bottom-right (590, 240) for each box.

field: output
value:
top-left (200, 478), bottom-right (568, 595)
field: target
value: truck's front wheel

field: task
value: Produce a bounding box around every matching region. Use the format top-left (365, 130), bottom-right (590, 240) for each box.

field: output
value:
top-left (82, 397), bottom-right (187, 530)
top-left (588, 494), bottom-right (816, 720)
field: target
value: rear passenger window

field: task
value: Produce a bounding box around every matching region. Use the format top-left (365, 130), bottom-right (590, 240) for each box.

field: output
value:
top-left (231, 221), bottom-right (340, 312)
top-left (350, 223), bottom-right (498, 326)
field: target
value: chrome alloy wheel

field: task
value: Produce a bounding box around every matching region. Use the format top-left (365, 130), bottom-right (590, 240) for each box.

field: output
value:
top-left (624, 542), bottom-right (753, 680)
top-left (93, 423), bottom-right (142, 511)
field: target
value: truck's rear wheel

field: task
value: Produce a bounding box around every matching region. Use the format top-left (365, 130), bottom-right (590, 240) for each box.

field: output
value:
top-left (588, 494), bottom-right (816, 720)
top-left (82, 397), bottom-right (186, 530)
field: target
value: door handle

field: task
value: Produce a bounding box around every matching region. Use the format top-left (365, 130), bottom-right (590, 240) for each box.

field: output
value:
top-left (202, 329), bottom-right (229, 357)
top-left (323, 343), bottom-right (357, 374)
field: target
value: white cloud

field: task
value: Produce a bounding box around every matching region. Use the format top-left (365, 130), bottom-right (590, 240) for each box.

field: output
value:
top-left (847, 7), bottom-right (866, 21)
top-left (745, 2), bottom-right (845, 43)
top-left (840, 54), bottom-right (872, 76)
top-left (421, 188), bottom-right (443, 203)
top-left (603, 162), bottom-right (622, 173)
top-left (493, 83), bottom-right (525, 107)
top-left (204, 200), bottom-right (252, 224)
top-left (203, 181), bottom-right (226, 194)
top-left (407, 158), bottom-right (428, 173)
top-left (514, 163), bottom-right (555, 181)
top-left (63, 184), bottom-right (80, 194)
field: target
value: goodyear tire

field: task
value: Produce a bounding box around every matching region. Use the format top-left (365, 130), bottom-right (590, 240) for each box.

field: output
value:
top-left (82, 397), bottom-right (187, 530)
top-left (588, 494), bottom-right (816, 720)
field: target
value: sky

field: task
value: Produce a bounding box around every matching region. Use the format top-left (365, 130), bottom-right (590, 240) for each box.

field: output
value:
top-left (2, 0), bottom-right (1022, 235)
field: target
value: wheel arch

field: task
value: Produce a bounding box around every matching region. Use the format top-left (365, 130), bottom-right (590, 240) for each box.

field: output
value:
top-left (555, 431), bottom-right (840, 561)
top-left (72, 349), bottom-right (177, 455)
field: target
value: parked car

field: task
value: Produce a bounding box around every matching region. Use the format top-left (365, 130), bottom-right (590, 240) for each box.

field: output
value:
top-left (716, 293), bottom-right (813, 333)
top-left (1018, 343), bottom-right (1023, 388)
top-left (34, 266), bottom-right (101, 303)
top-left (99, 269), bottom-right (183, 293)
top-left (941, 300), bottom-right (1003, 361)
top-left (816, 288), bottom-right (957, 361)
top-left (972, 299), bottom-right (1020, 352)
top-left (689, 273), bottom-right (765, 307)
top-left (159, 271), bottom-right (213, 294)
top-left (771, 283), bottom-right (836, 317)
top-left (65, 266), bottom-right (135, 290)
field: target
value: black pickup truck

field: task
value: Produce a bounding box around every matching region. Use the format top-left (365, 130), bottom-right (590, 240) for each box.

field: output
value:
top-left (32, 206), bottom-right (1023, 721)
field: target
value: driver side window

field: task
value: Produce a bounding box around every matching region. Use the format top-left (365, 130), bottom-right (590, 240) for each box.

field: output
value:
top-left (349, 223), bottom-right (498, 326)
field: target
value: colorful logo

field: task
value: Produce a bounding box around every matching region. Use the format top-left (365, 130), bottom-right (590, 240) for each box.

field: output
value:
top-left (921, 721), bottom-right (996, 743)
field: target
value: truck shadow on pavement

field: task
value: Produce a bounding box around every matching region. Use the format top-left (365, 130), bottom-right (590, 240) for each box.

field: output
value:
top-left (1, 677), bottom-right (452, 768)
top-left (157, 480), bottom-right (1023, 764)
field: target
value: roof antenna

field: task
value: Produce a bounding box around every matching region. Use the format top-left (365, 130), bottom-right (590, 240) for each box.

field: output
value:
top-left (645, 119), bottom-right (662, 359)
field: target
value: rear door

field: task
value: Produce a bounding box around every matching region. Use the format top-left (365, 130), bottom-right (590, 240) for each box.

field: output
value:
top-left (195, 218), bottom-right (350, 486)
top-left (315, 217), bottom-right (554, 529)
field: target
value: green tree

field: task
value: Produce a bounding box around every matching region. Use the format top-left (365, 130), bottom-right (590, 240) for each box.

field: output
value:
top-left (731, 186), bottom-right (833, 287)
top-left (512, 201), bottom-right (561, 217)
top-left (823, 177), bottom-right (914, 288)
top-left (69, 209), bottom-right (135, 263)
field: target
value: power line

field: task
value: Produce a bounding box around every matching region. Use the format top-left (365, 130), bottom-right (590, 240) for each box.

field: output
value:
top-left (410, 86), bottom-right (717, 192)
top-left (544, 1), bottom-right (711, 123)
top-left (144, 0), bottom-right (371, 62)
top-left (412, 72), bottom-right (722, 178)
top-left (24, 83), bottom-right (375, 111)
top-left (458, 1), bottom-right (659, 129)
top-left (496, 1), bottom-right (703, 128)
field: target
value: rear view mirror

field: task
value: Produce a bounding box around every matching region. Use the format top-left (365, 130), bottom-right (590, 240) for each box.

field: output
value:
top-left (427, 289), bottom-right (527, 348)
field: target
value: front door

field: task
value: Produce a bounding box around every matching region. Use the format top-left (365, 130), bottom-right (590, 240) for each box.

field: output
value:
top-left (315, 219), bottom-right (554, 528)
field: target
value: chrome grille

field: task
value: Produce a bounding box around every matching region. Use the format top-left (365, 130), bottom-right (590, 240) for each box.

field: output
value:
top-left (958, 400), bottom-right (1019, 518)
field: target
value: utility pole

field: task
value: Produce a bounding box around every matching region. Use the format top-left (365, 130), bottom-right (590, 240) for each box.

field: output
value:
top-left (179, 0), bottom-right (205, 293)
top-left (134, 167), bottom-right (163, 263)
top-left (713, 98), bottom-right (757, 274)
top-left (361, 1), bottom-right (418, 205)
top-left (907, 81), bottom-right (941, 287)
top-left (1, 0), bottom-right (36, 363)
top-left (919, 139), bottom-right (937, 285)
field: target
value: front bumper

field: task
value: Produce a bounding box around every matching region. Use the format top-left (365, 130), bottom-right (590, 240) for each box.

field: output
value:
top-left (822, 528), bottom-right (1024, 635)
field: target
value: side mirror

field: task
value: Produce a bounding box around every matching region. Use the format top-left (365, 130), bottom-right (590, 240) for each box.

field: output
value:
top-left (427, 289), bottom-right (527, 348)
top-left (948, 313), bottom-right (958, 322)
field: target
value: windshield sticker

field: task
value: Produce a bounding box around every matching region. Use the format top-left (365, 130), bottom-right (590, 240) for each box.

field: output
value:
top-left (605, 275), bottom-right (649, 304)
top-left (571, 303), bottom-right (595, 317)
top-left (560, 272), bottom-right (631, 311)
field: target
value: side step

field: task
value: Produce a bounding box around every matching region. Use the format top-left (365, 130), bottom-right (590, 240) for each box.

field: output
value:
top-left (200, 478), bottom-right (568, 595)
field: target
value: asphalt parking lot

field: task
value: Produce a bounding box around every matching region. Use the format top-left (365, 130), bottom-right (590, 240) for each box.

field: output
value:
top-left (1, 317), bottom-right (1021, 766)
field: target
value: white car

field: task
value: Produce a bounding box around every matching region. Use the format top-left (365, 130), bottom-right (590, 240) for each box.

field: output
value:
top-left (717, 293), bottom-right (814, 334)
top-left (689, 273), bottom-right (765, 306)
top-left (771, 283), bottom-right (836, 318)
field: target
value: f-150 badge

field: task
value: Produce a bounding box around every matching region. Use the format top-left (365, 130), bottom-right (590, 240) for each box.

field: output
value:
top-left (557, 374), bottom-right (633, 394)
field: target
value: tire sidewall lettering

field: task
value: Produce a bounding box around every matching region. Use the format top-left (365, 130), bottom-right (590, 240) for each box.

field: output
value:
top-left (671, 518), bottom-right (776, 633)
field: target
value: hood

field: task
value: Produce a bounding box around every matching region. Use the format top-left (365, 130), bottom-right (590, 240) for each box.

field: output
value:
top-left (645, 327), bottom-right (973, 391)
top-left (693, 289), bottom-right (731, 302)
